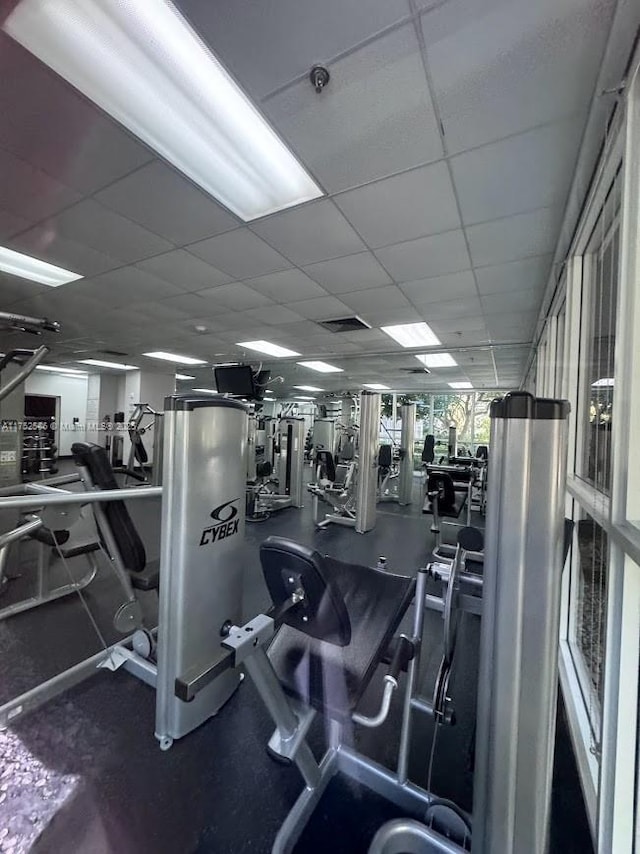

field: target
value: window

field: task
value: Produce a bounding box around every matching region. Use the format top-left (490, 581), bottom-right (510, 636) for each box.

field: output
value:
top-left (579, 173), bottom-right (621, 494)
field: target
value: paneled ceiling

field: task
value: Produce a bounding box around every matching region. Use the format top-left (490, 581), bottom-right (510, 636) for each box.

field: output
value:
top-left (0, 0), bottom-right (623, 396)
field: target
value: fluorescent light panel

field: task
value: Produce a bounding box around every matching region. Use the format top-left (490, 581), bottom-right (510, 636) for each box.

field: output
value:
top-left (237, 341), bottom-right (300, 358)
top-left (175, 373), bottom-right (195, 380)
top-left (294, 385), bottom-right (322, 392)
top-left (36, 365), bottom-right (87, 375)
top-left (79, 359), bottom-right (136, 370)
top-left (4, 0), bottom-right (322, 221)
top-left (448, 381), bottom-right (473, 389)
top-left (416, 353), bottom-right (457, 368)
top-left (0, 245), bottom-right (82, 287)
top-left (294, 395), bottom-right (315, 400)
top-left (592, 377), bottom-right (614, 387)
top-left (381, 322), bottom-right (440, 349)
top-left (143, 351), bottom-right (205, 365)
top-left (297, 361), bottom-right (343, 374)
top-left (363, 383), bottom-right (389, 390)
top-left (193, 388), bottom-right (218, 394)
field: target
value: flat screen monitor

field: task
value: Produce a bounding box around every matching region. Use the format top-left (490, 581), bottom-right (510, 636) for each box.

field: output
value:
top-left (214, 365), bottom-right (255, 397)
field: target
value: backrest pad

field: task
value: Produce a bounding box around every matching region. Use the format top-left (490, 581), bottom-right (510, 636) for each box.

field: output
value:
top-left (71, 442), bottom-right (146, 573)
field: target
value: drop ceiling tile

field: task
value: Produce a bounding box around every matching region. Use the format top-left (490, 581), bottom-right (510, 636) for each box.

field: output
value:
top-left (188, 229), bottom-right (292, 279)
top-left (0, 33), bottom-right (153, 194)
top-left (466, 207), bottom-right (562, 267)
top-left (244, 306), bottom-right (305, 325)
top-left (335, 161), bottom-right (460, 248)
top-left (130, 301), bottom-right (195, 323)
top-left (0, 147), bottom-right (80, 222)
top-left (252, 200), bottom-right (365, 266)
top-left (96, 161), bottom-right (239, 245)
top-left (289, 296), bottom-right (353, 321)
top-left (302, 252), bottom-right (391, 294)
top-left (49, 199), bottom-right (172, 263)
top-left (422, 296), bottom-right (483, 320)
top-left (158, 292), bottom-right (212, 319)
top-left (80, 266), bottom-right (183, 306)
top-left (399, 270), bottom-right (477, 305)
top-left (137, 249), bottom-right (232, 290)
top-left (375, 229), bottom-right (470, 282)
top-left (0, 273), bottom-right (48, 305)
top-left (0, 208), bottom-right (29, 239)
top-left (450, 115), bottom-right (584, 225)
top-left (264, 24), bottom-right (442, 193)
top-left (179, 0), bottom-right (410, 99)
top-left (362, 306), bottom-right (421, 326)
top-left (10, 225), bottom-right (118, 277)
top-left (421, 0), bottom-right (615, 153)
top-left (197, 283), bottom-right (273, 311)
top-left (429, 315), bottom-right (488, 333)
top-left (244, 269), bottom-right (326, 302)
top-left (481, 288), bottom-right (542, 315)
top-left (474, 254), bottom-right (553, 296)
top-left (339, 286), bottom-right (412, 314)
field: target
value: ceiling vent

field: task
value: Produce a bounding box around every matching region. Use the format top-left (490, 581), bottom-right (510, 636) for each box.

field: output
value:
top-left (99, 348), bottom-right (129, 357)
top-left (401, 367), bottom-right (431, 374)
top-left (317, 316), bottom-right (371, 333)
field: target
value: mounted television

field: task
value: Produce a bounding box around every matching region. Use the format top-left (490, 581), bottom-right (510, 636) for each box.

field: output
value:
top-left (214, 365), bottom-right (255, 397)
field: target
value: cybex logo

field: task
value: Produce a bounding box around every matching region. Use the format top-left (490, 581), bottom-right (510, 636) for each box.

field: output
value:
top-left (199, 499), bottom-right (240, 547)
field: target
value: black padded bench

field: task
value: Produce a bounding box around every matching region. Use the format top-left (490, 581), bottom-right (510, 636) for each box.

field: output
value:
top-left (71, 442), bottom-right (160, 591)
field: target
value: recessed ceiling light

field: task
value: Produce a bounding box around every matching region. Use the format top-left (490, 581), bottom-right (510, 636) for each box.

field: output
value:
top-left (0, 245), bottom-right (82, 287)
top-left (192, 388), bottom-right (218, 394)
top-left (363, 383), bottom-right (389, 390)
top-left (4, 0), bottom-right (323, 221)
top-left (175, 373), bottom-right (195, 380)
top-left (381, 322), bottom-right (440, 348)
top-left (79, 359), bottom-right (137, 370)
top-left (448, 381), bottom-right (473, 389)
top-left (294, 385), bottom-right (323, 392)
top-left (36, 365), bottom-right (87, 375)
top-left (294, 395), bottom-right (316, 400)
top-left (297, 361), bottom-right (343, 374)
top-left (592, 377), bottom-right (614, 387)
top-left (237, 341), bottom-right (300, 358)
top-left (416, 353), bottom-right (457, 368)
top-left (143, 351), bottom-right (206, 365)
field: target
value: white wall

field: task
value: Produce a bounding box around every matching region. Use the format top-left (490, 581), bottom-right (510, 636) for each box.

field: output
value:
top-left (25, 373), bottom-right (88, 456)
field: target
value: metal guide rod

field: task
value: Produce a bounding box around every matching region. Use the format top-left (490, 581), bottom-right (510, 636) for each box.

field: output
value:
top-left (0, 486), bottom-right (162, 510)
top-left (398, 403), bottom-right (416, 505)
top-left (473, 392), bottom-right (570, 854)
top-left (356, 391), bottom-right (380, 533)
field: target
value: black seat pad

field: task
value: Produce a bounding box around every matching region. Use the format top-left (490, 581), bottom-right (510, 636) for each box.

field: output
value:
top-left (316, 450), bottom-right (336, 482)
top-left (422, 490), bottom-right (467, 518)
top-left (378, 444), bottom-right (392, 468)
top-left (267, 554), bottom-right (415, 721)
top-left (71, 442), bottom-right (147, 574)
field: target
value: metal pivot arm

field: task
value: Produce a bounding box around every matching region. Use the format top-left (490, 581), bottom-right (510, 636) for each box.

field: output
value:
top-left (0, 311), bottom-right (60, 335)
top-left (0, 345), bottom-right (49, 402)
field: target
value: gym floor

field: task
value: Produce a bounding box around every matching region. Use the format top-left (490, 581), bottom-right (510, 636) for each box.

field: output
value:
top-left (0, 464), bottom-right (593, 854)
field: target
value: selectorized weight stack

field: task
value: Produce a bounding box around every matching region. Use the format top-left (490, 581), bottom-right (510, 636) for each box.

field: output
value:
top-left (155, 395), bottom-right (248, 749)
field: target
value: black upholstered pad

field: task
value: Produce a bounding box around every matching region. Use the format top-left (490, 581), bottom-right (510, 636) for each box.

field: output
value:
top-left (71, 442), bottom-right (147, 574)
top-left (267, 555), bottom-right (415, 720)
top-left (422, 491), bottom-right (467, 518)
top-left (260, 537), bottom-right (351, 646)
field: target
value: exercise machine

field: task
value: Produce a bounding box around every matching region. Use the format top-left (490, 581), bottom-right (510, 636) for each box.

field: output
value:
top-left (378, 402), bottom-right (416, 505)
top-left (122, 402), bottom-right (163, 486)
top-left (309, 391), bottom-right (379, 533)
top-left (0, 395), bottom-right (248, 752)
top-left (176, 391), bottom-right (570, 854)
top-left (246, 417), bottom-right (305, 521)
